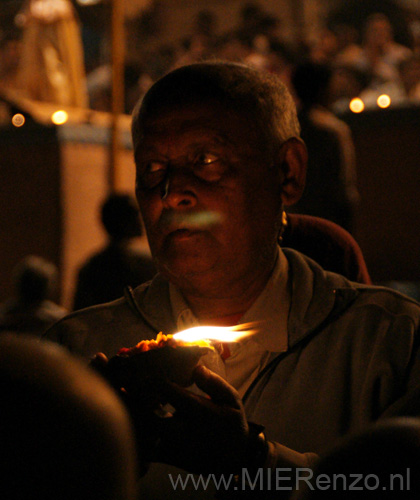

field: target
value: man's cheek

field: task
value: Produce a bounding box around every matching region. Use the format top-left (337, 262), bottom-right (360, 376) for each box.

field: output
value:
top-left (138, 199), bottom-right (160, 225)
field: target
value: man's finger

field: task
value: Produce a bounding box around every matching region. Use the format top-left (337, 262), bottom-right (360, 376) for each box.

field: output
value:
top-left (154, 377), bottom-right (206, 414)
top-left (192, 365), bottom-right (242, 409)
top-left (89, 352), bottom-right (109, 376)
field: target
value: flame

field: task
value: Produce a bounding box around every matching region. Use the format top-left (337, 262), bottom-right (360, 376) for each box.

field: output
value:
top-left (172, 323), bottom-right (257, 344)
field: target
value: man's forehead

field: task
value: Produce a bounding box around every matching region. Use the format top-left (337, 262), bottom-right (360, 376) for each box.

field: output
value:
top-left (136, 103), bottom-right (249, 144)
top-left (140, 116), bottom-right (230, 140)
top-left (139, 99), bottom-right (238, 125)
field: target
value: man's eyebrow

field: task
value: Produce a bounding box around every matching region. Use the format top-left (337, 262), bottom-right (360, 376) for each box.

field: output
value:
top-left (188, 133), bottom-right (230, 148)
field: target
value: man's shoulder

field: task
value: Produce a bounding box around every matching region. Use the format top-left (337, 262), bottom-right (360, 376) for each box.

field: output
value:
top-left (285, 247), bottom-right (420, 326)
top-left (326, 265), bottom-right (420, 320)
top-left (57, 296), bottom-right (131, 326)
top-left (44, 297), bottom-right (137, 357)
top-left (44, 277), bottom-right (172, 359)
top-left (309, 106), bottom-right (352, 139)
top-left (345, 283), bottom-right (420, 319)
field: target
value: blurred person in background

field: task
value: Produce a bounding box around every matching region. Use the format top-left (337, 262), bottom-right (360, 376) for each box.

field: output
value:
top-left (0, 334), bottom-right (138, 500)
top-left (169, 10), bottom-right (219, 72)
top-left (0, 255), bottom-right (66, 338)
top-left (360, 54), bottom-right (420, 108)
top-left (328, 63), bottom-right (372, 113)
top-left (73, 193), bottom-right (156, 311)
top-left (290, 61), bottom-right (359, 232)
top-left (336, 13), bottom-right (412, 90)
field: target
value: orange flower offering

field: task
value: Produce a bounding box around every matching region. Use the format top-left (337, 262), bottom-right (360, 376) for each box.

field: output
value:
top-left (116, 332), bottom-right (211, 356)
top-left (106, 332), bottom-right (212, 389)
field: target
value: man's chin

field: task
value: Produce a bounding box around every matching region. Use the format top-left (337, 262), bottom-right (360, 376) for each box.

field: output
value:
top-left (157, 257), bottom-right (217, 284)
top-left (155, 234), bottom-right (218, 275)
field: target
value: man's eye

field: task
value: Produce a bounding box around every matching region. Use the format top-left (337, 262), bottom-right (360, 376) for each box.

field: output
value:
top-left (148, 161), bottom-right (166, 173)
top-left (195, 152), bottom-right (219, 165)
top-left (137, 161), bottom-right (166, 190)
top-left (194, 152), bottom-right (225, 182)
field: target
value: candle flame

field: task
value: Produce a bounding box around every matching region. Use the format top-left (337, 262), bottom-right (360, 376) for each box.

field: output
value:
top-left (173, 323), bottom-right (257, 344)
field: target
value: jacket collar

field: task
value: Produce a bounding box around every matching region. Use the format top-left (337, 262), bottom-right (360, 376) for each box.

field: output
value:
top-left (284, 248), bottom-right (360, 348)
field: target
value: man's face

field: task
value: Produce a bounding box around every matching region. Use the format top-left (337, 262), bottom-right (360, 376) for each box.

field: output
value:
top-left (134, 101), bottom-right (283, 293)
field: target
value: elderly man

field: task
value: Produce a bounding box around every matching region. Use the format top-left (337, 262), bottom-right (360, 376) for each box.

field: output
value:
top-left (45, 62), bottom-right (420, 497)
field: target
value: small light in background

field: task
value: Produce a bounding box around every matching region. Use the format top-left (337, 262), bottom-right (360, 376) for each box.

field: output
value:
top-left (377, 94), bottom-right (391, 109)
top-left (349, 98), bottom-right (365, 114)
top-left (76, 0), bottom-right (102, 5)
top-left (12, 114), bottom-right (25, 127)
top-left (51, 110), bottom-right (69, 125)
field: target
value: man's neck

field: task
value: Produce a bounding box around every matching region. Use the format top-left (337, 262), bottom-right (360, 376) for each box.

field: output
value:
top-left (177, 255), bottom-right (278, 322)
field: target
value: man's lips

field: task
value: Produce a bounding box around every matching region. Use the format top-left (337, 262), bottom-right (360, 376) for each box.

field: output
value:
top-left (157, 210), bottom-right (223, 238)
top-left (167, 227), bottom-right (201, 241)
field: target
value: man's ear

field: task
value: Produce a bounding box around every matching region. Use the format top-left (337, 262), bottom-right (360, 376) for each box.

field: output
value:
top-left (276, 137), bottom-right (307, 206)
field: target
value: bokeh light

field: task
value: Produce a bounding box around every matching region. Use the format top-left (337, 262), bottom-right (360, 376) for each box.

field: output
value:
top-left (349, 98), bottom-right (365, 114)
top-left (51, 110), bottom-right (69, 125)
top-left (377, 94), bottom-right (391, 108)
top-left (76, 0), bottom-right (102, 5)
top-left (12, 114), bottom-right (25, 127)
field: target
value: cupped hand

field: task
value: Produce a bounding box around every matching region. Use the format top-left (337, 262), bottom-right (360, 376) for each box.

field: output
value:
top-left (151, 365), bottom-right (251, 474)
top-left (90, 354), bottom-right (254, 475)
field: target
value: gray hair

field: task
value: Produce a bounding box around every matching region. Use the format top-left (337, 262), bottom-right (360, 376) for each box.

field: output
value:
top-left (131, 61), bottom-right (300, 161)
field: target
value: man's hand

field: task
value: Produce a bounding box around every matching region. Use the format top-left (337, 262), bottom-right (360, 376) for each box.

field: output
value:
top-left (90, 354), bottom-right (265, 476)
top-left (150, 365), bottom-right (251, 474)
top-left (89, 352), bottom-right (157, 476)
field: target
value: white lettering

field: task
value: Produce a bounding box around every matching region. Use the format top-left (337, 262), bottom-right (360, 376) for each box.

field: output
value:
top-left (168, 473), bottom-right (234, 491)
top-left (168, 473), bottom-right (190, 491)
top-left (296, 468), bottom-right (314, 490)
top-left (242, 468), bottom-right (264, 490)
top-left (211, 474), bottom-right (234, 491)
top-left (275, 468), bottom-right (293, 491)
top-left (348, 474), bottom-right (363, 490)
top-left (315, 473), bottom-right (331, 490)
top-left (364, 474), bottom-right (379, 490)
top-left (332, 473), bottom-right (347, 490)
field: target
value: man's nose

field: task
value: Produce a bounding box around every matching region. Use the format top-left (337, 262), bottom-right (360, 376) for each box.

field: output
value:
top-left (161, 169), bottom-right (197, 208)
